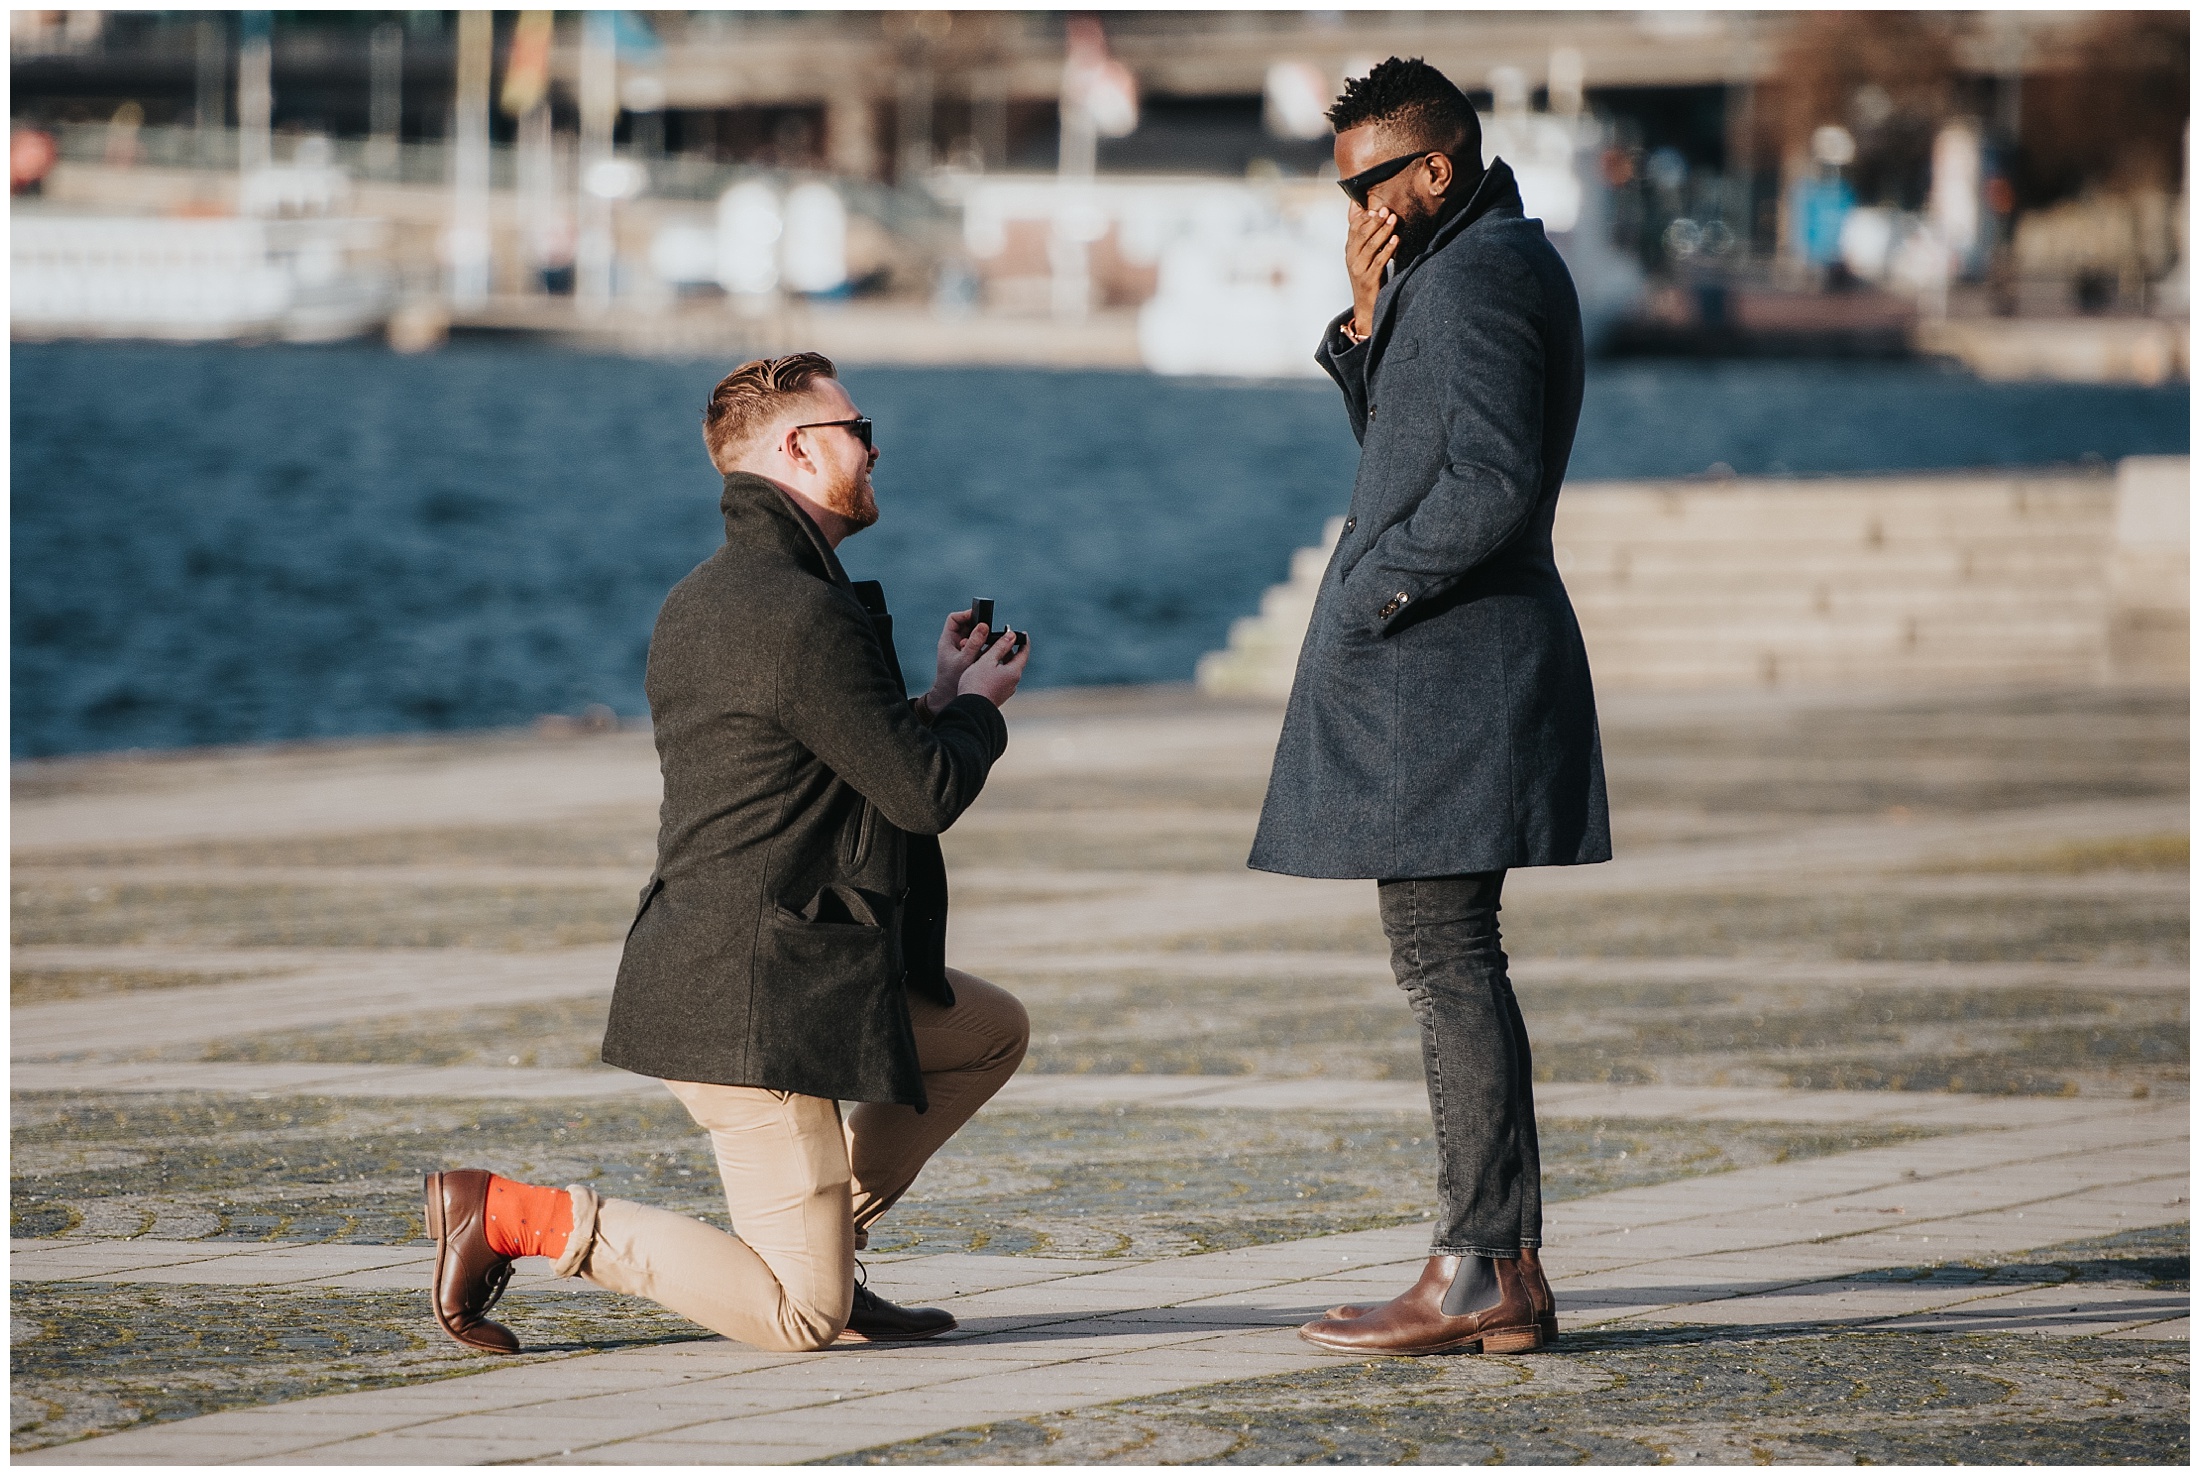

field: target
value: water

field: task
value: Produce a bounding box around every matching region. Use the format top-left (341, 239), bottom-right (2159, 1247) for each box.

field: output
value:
top-left (11, 341), bottom-right (2188, 759)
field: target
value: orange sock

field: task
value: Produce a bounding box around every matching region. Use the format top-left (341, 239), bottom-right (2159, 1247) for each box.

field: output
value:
top-left (483, 1175), bottom-right (572, 1261)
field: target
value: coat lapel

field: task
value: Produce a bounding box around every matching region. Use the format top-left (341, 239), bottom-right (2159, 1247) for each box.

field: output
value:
top-left (849, 579), bottom-right (908, 691)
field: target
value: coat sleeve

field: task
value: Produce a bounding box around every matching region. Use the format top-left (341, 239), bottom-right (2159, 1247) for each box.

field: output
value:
top-left (1314, 308), bottom-right (1371, 445)
top-left (1345, 252), bottom-right (1548, 636)
top-left (774, 588), bottom-right (1007, 836)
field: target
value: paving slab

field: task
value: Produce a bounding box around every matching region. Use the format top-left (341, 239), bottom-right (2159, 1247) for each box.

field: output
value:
top-left (1023, 950), bottom-right (2189, 994)
top-left (542, 1439), bottom-right (840, 1463)
top-left (10, 732), bottom-right (664, 853)
top-left (12, 947), bottom-right (623, 1061)
top-left (2104, 1316), bottom-right (2190, 1341)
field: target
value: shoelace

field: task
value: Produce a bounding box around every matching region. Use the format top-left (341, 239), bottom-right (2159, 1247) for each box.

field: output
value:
top-left (849, 1257), bottom-right (878, 1315)
top-left (476, 1259), bottom-right (514, 1316)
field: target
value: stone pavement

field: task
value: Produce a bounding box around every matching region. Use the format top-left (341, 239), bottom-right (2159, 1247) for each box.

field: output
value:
top-left (11, 682), bottom-right (2188, 1462)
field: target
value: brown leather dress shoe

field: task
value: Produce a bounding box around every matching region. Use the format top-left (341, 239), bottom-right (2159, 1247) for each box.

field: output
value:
top-left (835, 1280), bottom-right (957, 1344)
top-left (1299, 1254), bottom-right (1542, 1356)
top-left (425, 1169), bottom-right (520, 1354)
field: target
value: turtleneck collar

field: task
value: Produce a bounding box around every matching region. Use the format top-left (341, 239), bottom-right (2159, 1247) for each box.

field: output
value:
top-left (1419, 155), bottom-right (1524, 262)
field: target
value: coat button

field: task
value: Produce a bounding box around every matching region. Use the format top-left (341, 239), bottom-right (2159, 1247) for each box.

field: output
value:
top-left (1343, 517), bottom-right (1356, 534)
top-left (1367, 404), bottom-right (1377, 420)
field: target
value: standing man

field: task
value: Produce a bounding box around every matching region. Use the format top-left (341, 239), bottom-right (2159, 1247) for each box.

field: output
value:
top-left (1250, 58), bottom-right (1609, 1356)
top-left (426, 352), bottom-right (1032, 1354)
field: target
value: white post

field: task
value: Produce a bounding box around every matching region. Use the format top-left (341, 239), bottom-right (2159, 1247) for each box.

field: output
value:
top-left (448, 10), bottom-right (493, 309)
top-left (517, 103), bottom-right (556, 294)
top-left (1052, 84), bottom-right (1096, 321)
top-left (577, 11), bottom-right (618, 315)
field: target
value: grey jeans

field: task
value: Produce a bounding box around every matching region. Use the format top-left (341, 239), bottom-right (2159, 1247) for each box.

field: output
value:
top-left (1377, 871), bottom-right (1542, 1258)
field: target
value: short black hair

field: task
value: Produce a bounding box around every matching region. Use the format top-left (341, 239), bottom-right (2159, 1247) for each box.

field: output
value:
top-left (1326, 56), bottom-right (1481, 158)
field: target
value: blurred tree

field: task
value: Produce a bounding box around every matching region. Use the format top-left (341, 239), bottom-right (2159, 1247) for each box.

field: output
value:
top-left (2017, 10), bottom-right (2189, 206)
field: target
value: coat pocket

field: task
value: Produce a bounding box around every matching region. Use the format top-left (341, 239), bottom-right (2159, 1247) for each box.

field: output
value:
top-left (783, 881), bottom-right (888, 928)
top-left (755, 897), bottom-right (906, 1090)
top-left (763, 885), bottom-right (897, 990)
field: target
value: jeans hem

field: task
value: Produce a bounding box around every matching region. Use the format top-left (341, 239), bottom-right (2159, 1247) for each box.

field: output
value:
top-left (1436, 1243), bottom-right (1524, 1259)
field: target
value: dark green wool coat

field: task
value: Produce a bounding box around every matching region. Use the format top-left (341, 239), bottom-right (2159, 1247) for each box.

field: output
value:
top-left (601, 472), bottom-right (1006, 1107)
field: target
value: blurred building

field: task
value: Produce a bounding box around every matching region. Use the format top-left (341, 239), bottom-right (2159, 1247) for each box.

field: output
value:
top-left (10, 10), bottom-right (2187, 375)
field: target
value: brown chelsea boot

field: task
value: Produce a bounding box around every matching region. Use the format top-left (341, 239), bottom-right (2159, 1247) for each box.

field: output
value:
top-left (1299, 1253), bottom-right (1543, 1356)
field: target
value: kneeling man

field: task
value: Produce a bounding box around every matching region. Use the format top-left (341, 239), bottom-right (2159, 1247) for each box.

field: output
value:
top-left (427, 352), bottom-right (1030, 1353)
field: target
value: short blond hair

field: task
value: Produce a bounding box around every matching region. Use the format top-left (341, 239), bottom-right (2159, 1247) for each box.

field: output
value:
top-left (701, 351), bottom-right (838, 471)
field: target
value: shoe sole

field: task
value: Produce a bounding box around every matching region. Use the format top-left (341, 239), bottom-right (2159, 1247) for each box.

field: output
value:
top-left (1325, 1309), bottom-right (1560, 1346)
top-left (1297, 1323), bottom-right (1547, 1356)
top-left (424, 1172), bottom-right (520, 1356)
top-left (834, 1317), bottom-right (959, 1345)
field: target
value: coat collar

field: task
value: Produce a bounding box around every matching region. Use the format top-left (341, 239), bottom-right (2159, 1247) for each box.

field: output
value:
top-left (1366, 156), bottom-right (1526, 364)
top-left (719, 470), bottom-right (854, 589)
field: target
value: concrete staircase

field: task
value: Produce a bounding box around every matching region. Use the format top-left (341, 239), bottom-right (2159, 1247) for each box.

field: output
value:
top-left (1197, 457), bottom-right (2188, 696)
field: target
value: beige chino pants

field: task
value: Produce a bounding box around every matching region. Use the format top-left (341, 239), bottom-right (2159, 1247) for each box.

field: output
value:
top-left (567, 970), bottom-right (1028, 1351)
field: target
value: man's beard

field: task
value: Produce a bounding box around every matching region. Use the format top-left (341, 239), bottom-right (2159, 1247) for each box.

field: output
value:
top-left (826, 471), bottom-right (879, 531)
top-left (1390, 199), bottom-right (1444, 266)
top-left (1391, 171), bottom-right (1479, 266)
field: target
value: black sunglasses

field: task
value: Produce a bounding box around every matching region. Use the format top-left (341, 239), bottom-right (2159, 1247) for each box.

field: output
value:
top-left (793, 416), bottom-right (873, 452)
top-left (1338, 149), bottom-right (1434, 208)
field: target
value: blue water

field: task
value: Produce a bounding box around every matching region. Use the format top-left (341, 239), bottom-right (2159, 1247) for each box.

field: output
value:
top-left (10, 342), bottom-right (2188, 759)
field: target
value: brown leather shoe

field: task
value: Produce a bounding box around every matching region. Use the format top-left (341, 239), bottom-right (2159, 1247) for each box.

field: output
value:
top-left (1520, 1246), bottom-right (1559, 1345)
top-left (835, 1280), bottom-right (957, 1344)
top-left (1299, 1254), bottom-right (1542, 1355)
top-left (425, 1169), bottom-right (520, 1354)
top-left (1324, 1249), bottom-right (1558, 1339)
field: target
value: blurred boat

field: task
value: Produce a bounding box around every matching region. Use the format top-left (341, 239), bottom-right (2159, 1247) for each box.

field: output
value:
top-left (12, 160), bottom-right (394, 344)
top-left (12, 212), bottom-right (394, 343)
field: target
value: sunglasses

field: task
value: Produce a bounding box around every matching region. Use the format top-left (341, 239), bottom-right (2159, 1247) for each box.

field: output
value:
top-left (1338, 149), bottom-right (1434, 208)
top-left (793, 416), bottom-right (873, 453)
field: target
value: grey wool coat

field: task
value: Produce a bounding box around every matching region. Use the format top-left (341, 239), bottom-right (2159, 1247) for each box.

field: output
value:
top-left (1249, 158), bottom-right (1611, 881)
top-left (601, 472), bottom-right (1007, 1108)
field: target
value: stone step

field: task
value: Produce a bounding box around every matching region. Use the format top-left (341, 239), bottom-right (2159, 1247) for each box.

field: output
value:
top-left (1571, 596), bottom-right (2111, 623)
top-left (1556, 479), bottom-right (2115, 536)
top-left (1247, 581), bottom-right (2111, 625)
top-left (1198, 460), bottom-right (2184, 694)
top-left (1557, 546), bottom-right (2114, 576)
top-left (1591, 655), bottom-right (2107, 689)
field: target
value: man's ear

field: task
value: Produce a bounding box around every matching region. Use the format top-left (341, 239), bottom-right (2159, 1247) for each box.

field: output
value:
top-left (1425, 149), bottom-right (1456, 199)
top-left (778, 423), bottom-right (812, 475)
